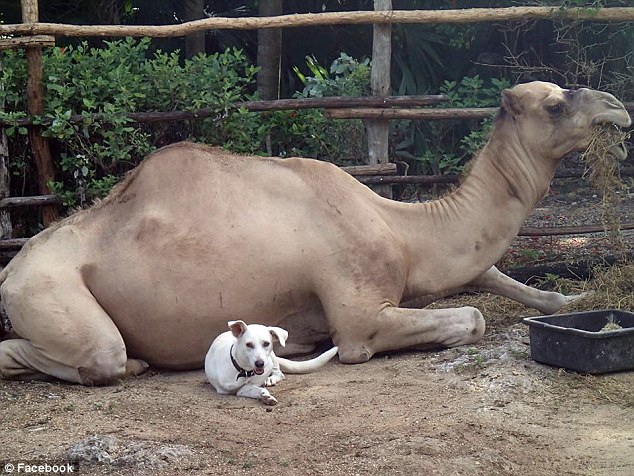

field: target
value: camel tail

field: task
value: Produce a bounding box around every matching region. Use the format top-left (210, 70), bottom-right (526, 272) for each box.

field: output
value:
top-left (278, 346), bottom-right (338, 374)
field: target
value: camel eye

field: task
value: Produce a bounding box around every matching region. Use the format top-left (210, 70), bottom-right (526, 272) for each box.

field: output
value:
top-left (547, 102), bottom-right (564, 117)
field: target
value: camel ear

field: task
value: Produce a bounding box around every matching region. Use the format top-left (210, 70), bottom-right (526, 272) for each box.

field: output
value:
top-left (228, 320), bottom-right (248, 338)
top-left (501, 88), bottom-right (522, 117)
top-left (268, 326), bottom-right (288, 347)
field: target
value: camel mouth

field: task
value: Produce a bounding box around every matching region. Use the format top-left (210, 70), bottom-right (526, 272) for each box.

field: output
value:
top-left (592, 115), bottom-right (632, 128)
top-left (591, 109), bottom-right (631, 128)
top-left (583, 123), bottom-right (630, 165)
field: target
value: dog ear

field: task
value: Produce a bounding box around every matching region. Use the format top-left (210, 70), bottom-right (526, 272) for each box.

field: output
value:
top-left (268, 327), bottom-right (288, 347)
top-left (228, 320), bottom-right (248, 338)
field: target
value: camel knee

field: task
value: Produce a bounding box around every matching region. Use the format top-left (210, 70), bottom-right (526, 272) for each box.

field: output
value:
top-left (0, 341), bottom-right (24, 379)
top-left (445, 306), bottom-right (485, 347)
top-left (336, 342), bottom-right (373, 364)
top-left (78, 348), bottom-right (128, 385)
top-left (468, 307), bottom-right (486, 341)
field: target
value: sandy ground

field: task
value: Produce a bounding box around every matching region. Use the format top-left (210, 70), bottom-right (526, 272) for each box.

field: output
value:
top-left (2, 174), bottom-right (634, 476)
top-left (2, 297), bottom-right (633, 476)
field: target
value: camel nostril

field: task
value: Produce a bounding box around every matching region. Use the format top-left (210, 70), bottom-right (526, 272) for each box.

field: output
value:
top-left (255, 360), bottom-right (264, 369)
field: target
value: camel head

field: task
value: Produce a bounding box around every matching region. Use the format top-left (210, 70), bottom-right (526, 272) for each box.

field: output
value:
top-left (498, 81), bottom-right (631, 162)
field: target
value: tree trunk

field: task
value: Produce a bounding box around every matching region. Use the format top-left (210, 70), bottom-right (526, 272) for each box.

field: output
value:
top-left (183, 0), bottom-right (206, 58)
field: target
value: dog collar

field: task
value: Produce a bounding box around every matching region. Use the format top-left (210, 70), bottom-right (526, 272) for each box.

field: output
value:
top-left (230, 344), bottom-right (255, 380)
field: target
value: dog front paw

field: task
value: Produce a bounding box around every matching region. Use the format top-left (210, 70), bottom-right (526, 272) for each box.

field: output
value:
top-left (265, 372), bottom-right (285, 387)
top-left (260, 393), bottom-right (278, 406)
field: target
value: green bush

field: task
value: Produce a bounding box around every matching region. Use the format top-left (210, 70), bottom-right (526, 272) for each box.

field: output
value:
top-left (0, 38), bottom-right (259, 208)
top-left (294, 52), bottom-right (371, 98)
top-left (393, 75), bottom-right (510, 176)
top-left (286, 53), bottom-right (370, 163)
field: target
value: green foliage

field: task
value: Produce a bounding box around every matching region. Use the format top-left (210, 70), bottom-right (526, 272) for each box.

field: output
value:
top-left (394, 75), bottom-right (510, 176)
top-left (282, 53), bottom-right (370, 162)
top-left (440, 76), bottom-right (511, 108)
top-left (391, 23), bottom-right (449, 95)
top-left (0, 38), bottom-right (259, 208)
top-left (294, 52), bottom-right (371, 98)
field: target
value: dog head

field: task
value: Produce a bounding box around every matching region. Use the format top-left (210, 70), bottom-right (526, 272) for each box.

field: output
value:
top-left (228, 320), bottom-right (288, 375)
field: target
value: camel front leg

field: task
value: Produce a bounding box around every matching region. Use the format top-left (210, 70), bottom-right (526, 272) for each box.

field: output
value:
top-left (329, 305), bottom-right (485, 364)
top-left (467, 266), bottom-right (582, 314)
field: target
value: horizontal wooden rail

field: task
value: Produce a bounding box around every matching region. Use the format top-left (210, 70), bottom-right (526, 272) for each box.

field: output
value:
top-left (0, 35), bottom-right (55, 51)
top-left (5, 101), bottom-right (630, 128)
top-left (341, 163), bottom-right (397, 176)
top-left (329, 102), bottom-right (634, 120)
top-left (327, 107), bottom-right (497, 120)
top-left (243, 95), bottom-right (449, 110)
top-left (359, 174), bottom-right (459, 185)
top-left (0, 195), bottom-right (61, 209)
top-left (1, 7), bottom-right (633, 37)
top-left (0, 238), bottom-right (28, 249)
top-left (518, 223), bottom-right (634, 237)
top-left (360, 166), bottom-right (634, 185)
top-left (0, 95), bottom-right (448, 127)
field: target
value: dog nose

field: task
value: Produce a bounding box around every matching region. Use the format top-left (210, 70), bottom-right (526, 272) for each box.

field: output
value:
top-left (255, 360), bottom-right (265, 369)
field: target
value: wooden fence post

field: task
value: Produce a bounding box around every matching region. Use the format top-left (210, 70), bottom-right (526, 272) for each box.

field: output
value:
top-left (366, 0), bottom-right (392, 199)
top-left (21, 0), bottom-right (58, 227)
top-left (257, 0), bottom-right (284, 156)
top-left (0, 53), bottom-right (12, 239)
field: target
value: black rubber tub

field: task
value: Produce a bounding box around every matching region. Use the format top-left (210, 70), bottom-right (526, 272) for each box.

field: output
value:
top-left (523, 310), bottom-right (634, 374)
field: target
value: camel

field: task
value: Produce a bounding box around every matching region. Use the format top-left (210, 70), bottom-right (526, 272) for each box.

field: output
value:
top-left (0, 82), bottom-right (630, 385)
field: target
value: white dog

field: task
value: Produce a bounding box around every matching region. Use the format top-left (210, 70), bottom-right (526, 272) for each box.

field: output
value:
top-left (205, 320), bottom-right (338, 405)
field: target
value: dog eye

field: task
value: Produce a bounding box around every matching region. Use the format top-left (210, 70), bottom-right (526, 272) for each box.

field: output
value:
top-left (246, 342), bottom-right (254, 349)
top-left (263, 341), bottom-right (270, 348)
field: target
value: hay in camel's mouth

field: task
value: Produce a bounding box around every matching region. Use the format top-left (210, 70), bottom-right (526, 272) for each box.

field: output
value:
top-left (581, 124), bottom-right (631, 260)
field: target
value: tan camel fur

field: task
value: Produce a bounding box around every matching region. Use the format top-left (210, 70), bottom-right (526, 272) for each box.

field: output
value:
top-left (0, 82), bottom-right (630, 384)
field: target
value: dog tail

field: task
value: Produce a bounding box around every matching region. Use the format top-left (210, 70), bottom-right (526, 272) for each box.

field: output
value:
top-left (277, 346), bottom-right (338, 374)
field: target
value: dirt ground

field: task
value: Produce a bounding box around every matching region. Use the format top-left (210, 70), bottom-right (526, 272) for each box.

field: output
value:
top-left (1, 311), bottom-right (633, 476)
top-left (2, 176), bottom-right (634, 476)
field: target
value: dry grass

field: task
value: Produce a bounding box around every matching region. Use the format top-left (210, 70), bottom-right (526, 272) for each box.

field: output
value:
top-left (562, 264), bottom-right (634, 312)
top-left (581, 124), bottom-right (631, 259)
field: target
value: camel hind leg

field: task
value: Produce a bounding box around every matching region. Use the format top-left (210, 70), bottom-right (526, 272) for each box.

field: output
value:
top-left (0, 272), bottom-right (147, 385)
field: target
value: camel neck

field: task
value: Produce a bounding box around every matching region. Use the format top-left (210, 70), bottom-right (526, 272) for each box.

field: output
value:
top-left (382, 129), bottom-right (557, 299)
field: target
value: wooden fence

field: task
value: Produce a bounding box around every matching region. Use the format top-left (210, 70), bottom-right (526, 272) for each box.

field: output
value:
top-left (1, 1), bottom-right (633, 261)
